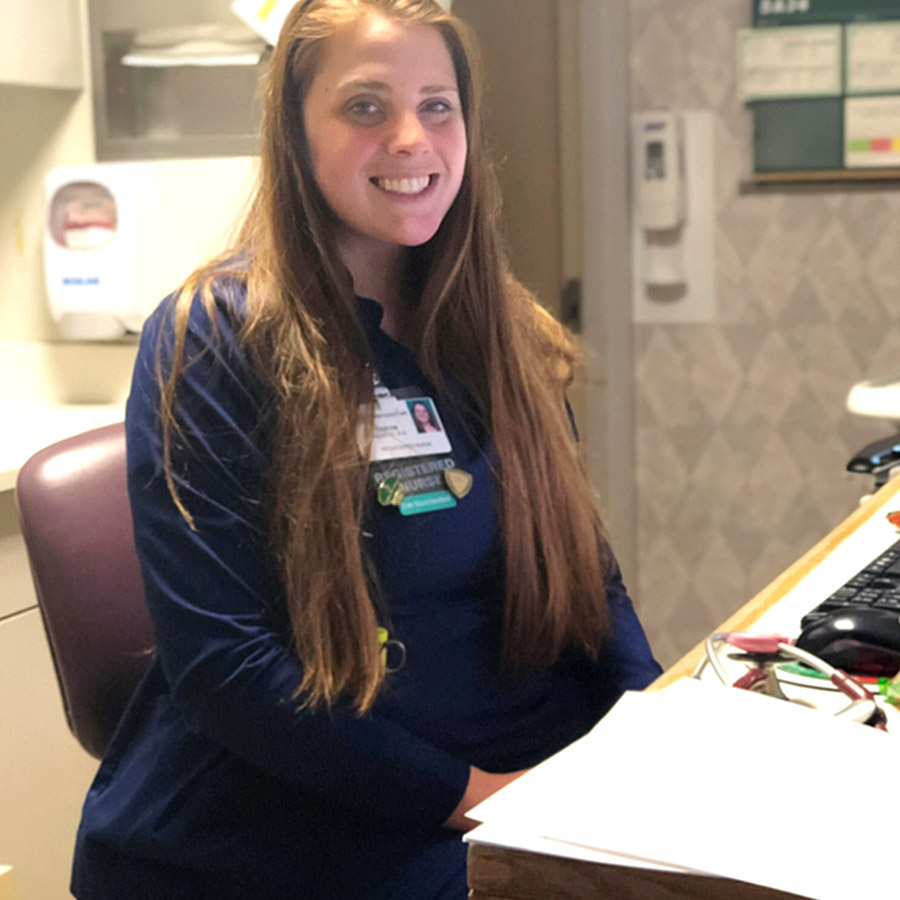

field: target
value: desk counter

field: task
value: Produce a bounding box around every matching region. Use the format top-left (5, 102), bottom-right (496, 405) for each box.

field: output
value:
top-left (468, 475), bottom-right (900, 900)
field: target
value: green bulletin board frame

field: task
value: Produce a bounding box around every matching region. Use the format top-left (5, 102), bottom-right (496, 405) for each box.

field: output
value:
top-left (753, 0), bottom-right (900, 28)
top-left (748, 0), bottom-right (900, 180)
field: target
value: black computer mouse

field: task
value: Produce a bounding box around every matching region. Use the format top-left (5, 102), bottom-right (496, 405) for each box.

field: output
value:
top-left (796, 607), bottom-right (900, 676)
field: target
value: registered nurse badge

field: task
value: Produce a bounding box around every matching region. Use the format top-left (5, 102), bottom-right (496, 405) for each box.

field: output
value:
top-left (377, 475), bottom-right (406, 507)
top-left (443, 467), bottom-right (473, 500)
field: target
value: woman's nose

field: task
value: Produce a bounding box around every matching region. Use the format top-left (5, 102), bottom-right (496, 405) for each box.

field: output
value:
top-left (387, 110), bottom-right (428, 155)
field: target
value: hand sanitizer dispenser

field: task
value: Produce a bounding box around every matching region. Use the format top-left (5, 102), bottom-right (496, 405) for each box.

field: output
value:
top-left (632, 111), bottom-right (685, 286)
top-left (44, 163), bottom-right (167, 340)
top-left (631, 109), bottom-right (716, 324)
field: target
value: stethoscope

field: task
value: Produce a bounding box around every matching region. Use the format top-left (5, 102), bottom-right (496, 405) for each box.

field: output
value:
top-left (694, 632), bottom-right (888, 730)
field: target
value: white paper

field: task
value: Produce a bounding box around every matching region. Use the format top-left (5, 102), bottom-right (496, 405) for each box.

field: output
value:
top-left (232, 0), bottom-right (295, 46)
top-left (468, 679), bottom-right (899, 900)
top-left (121, 51), bottom-right (262, 68)
top-left (845, 95), bottom-right (900, 168)
top-left (465, 822), bottom-right (697, 873)
top-left (232, 0), bottom-right (454, 47)
top-left (738, 26), bottom-right (842, 100)
top-left (847, 23), bottom-right (900, 94)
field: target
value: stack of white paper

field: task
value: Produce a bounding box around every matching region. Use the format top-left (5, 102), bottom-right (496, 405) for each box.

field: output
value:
top-left (466, 678), bottom-right (898, 900)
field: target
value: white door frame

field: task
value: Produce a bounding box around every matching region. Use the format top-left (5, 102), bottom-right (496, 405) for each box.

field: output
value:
top-left (576, 0), bottom-right (637, 585)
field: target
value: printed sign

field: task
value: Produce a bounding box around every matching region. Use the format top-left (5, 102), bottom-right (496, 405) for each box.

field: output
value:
top-left (738, 25), bottom-right (842, 100)
top-left (845, 95), bottom-right (900, 167)
top-left (847, 22), bottom-right (900, 94)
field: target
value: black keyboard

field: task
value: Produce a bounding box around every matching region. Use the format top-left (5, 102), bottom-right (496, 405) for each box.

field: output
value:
top-left (799, 537), bottom-right (900, 630)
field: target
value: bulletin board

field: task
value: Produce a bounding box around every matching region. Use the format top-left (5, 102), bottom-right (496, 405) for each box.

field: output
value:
top-left (740, 0), bottom-right (900, 182)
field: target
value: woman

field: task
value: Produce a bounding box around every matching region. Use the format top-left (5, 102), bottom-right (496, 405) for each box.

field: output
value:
top-left (410, 400), bottom-right (441, 433)
top-left (71, 2), bottom-right (661, 898)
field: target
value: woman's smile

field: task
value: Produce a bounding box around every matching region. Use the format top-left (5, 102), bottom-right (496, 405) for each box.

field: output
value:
top-left (371, 174), bottom-right (437, 195)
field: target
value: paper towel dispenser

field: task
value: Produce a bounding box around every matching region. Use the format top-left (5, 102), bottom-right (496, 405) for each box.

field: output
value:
top-left (44, 163), bottom-right (168, 340)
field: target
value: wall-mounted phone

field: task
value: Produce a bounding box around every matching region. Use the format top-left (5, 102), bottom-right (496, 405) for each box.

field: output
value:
top-left (631, 109), bottom-right (715, 324)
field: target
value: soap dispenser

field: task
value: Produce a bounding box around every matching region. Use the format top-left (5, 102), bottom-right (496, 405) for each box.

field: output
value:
top-left (44, 163), bottom-right (166, 340)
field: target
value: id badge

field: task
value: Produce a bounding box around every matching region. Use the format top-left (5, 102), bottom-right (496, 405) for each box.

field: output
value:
top-left (363, 380), bottom-right (470, 516)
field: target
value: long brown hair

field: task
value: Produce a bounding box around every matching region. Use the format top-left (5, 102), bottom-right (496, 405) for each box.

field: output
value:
top-left (160, 0), bottom-right (612, 712)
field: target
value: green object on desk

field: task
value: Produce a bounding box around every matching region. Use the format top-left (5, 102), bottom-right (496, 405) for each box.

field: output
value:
top-left (778, 662), bottom-right (883, 686)
top-left (779, 662), bottom-right (828, 679)
top-left (877, 678), bottom-right (900, 706)
top-left (778, 664), bottom-right (900, 701)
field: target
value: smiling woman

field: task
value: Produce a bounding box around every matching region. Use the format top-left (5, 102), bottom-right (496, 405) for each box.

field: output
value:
top-left (68, 2), bottom-right (661, 899)
top-left (302, 12), bottom-right (467, 319)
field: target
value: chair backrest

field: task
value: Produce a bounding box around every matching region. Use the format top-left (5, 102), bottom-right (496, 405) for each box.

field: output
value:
top-left (15, 422), bottom-right (153, 759)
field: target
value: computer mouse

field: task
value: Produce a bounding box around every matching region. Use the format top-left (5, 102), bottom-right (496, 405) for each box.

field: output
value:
top-left (796, 607), bottom-right (900, 677)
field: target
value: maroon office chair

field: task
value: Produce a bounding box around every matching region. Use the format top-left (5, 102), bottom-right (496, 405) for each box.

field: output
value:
top-left (15, 422), bottom-right (153, 759)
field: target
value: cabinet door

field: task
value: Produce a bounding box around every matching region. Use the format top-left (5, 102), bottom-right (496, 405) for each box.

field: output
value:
top-left (0, 609), bottom-right (97, 900)
top-left (0, 0), bottom-right (83, 90)
top-left (0, 492), bottom-right (34, 621)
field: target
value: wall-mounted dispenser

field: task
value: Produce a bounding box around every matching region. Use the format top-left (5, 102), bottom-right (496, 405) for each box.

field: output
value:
top-left (44, 158), bottom-right (257, 341)
top-left (631, 109), bottom-right (715, 324)
top-left (44, 163), bottom-right (167, 340)
top-left (633, 111), bottom-right (686, 286)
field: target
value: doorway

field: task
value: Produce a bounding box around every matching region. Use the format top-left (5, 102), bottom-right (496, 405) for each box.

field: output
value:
top-left (451, 0), bottom-right (637, 584)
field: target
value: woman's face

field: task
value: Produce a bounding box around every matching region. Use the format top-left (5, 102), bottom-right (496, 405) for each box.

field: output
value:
top-left (413, 402), bottom-right (430, 423)
top-left (303, 14), bottom-right (467, 252)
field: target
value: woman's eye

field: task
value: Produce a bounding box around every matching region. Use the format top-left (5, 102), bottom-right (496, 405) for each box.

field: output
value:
top-left (345, 99), bottom-right (383, 122)
top-left (421, 98), bottom-right (453, 116)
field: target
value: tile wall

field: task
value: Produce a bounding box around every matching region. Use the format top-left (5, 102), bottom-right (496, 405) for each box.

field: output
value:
top-left (630, 0), bottom-right (900, 666)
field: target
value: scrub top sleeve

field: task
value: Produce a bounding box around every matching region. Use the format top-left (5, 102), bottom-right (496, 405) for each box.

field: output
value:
top-left (555, 401), bottom-right (661, 709)
top-left (559, 561), bottom-right (663, 720)
top-left (602, 563), bottom-right (664, 691)
top-left (126, 291), bottom-right (470, 826)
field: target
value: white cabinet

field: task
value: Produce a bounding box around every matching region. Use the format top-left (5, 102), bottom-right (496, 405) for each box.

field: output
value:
top-left (0, 489), bottom-right (97, 900)
top-left (87, 0), bottom-right (264, 160)
top-left (0, 0), bottom-right (84, 90)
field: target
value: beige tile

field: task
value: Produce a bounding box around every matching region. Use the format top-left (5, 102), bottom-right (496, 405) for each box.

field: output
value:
top-left (636, 329), bottom-right (692, 429)
top-left (746, 223), bottom-right (803, 321)
top-left (840, 193), bottom-right (897, 261)
top-left (688, 329), bottom-right (744, 422)
top-left (742, 432), bottom-right (805, 531)
top-left (636, 422), bottom-right (690, 525)
top-left (687, 430), bottom-right (749, 515)
top-left (806, 220), bottom-right (871, 322)
top-left (685, 0), bottom-right (737, 110)
top-left (692, 533), bottom-right (748, 620)
top-left (745, 331), bottom-right (804, 425)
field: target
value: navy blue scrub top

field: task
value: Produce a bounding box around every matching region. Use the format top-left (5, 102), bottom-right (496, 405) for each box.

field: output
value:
top-left (71, 286), bottom-right (662, 900)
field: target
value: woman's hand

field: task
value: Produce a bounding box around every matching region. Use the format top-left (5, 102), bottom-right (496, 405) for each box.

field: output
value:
top-left (444, 766), bottom-right (529, 832)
